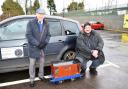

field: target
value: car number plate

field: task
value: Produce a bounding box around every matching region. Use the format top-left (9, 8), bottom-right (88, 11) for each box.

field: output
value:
top-left (1, 47), bottom-right (24, 59)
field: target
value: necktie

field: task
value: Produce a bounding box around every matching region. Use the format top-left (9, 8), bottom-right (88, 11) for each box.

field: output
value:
top-left (39, 21), bottom-right (43, 32)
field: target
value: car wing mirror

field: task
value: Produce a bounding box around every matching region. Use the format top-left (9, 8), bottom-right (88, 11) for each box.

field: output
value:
top-left (65, 30), bottom-right (70, 35)
top-left (65, 30), bottom-right (75, 35)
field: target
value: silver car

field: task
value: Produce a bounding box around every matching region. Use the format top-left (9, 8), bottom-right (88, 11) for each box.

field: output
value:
top-left (0, 15), bottom-right (81, 73)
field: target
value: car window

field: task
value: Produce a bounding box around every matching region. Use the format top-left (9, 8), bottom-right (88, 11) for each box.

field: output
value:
top-left (62, 20), bottom-right (79, 35)
top-left (0, 19), bottom-right (29, 40)
top-left (47, 20), bottom-right (62, 36)
top-left (96, 22), bottom-right (101, 24)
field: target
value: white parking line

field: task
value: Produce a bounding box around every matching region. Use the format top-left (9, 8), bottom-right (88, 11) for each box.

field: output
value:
top-left (98, 63), bottom-right (112, 68)
top-left (87, 63), bottom-right (112, 71)
top-left (0, 75), bottom-right (52, 87)
top-left (0, 77), bottom-right (39, 87)
top-left (0, 60), bottom-right (120, 87)
top-left (105, 60), bottom-right (120, 68)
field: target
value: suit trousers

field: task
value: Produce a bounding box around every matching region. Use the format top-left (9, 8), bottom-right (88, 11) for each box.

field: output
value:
top-left (29, 50), bottom-right (45, 82)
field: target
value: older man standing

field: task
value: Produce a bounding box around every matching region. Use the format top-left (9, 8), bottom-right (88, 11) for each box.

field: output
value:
top-left (26, 8), bottom-right (50, 87)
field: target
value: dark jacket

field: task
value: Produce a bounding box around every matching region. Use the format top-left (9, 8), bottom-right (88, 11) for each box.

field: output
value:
top-left (76, 30), bottom-right (105, 61)
top-left (26, 18), bottom-right (50, 58)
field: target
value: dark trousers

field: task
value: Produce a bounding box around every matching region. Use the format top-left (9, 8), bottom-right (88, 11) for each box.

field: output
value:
top-left (75, 53), bottom-right (105, 70)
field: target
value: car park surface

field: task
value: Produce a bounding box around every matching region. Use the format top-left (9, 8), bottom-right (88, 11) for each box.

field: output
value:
top-left (0, 30), bottom-right (128, 89)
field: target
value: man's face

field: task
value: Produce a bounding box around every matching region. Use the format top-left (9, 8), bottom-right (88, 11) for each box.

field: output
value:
top-left (83, 25), bottom-right (92, 34)
top-left (36, 13), bottom-right (44, 21)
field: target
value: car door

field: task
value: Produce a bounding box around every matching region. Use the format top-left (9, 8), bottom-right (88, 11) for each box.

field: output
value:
top-left (0, 18), bottom-right (31, 72)
top-left (61, 20), bottom-right (79, 50)
top-left (62, 20), bottom-right (79, 36)
top-left (44, 18), bottom-right (65, 63)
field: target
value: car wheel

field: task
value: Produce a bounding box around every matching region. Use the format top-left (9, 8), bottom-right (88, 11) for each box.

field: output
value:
top-left (63, 50), bottom-right (76, 61)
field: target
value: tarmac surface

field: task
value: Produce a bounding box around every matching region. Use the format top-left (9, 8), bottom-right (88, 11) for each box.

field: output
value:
top-left (0, 30), bottom-right (128, 89)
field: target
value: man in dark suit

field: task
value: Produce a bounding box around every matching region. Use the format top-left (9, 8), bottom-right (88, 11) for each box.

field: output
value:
top-left (26, 8), bottom-right (50, 87)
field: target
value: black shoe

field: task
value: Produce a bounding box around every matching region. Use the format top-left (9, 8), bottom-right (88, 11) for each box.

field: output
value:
top-left (39, 77), bottom-right (44, 81)
top-left (81, 72), bottom-right (86, 77)
top-left (39, 77), bottom-right (47, 81)
top-left (29, 81), bottom-right (35, 87)
top-left (80, 68), bottom-right (86, 77)
top-left (89, 68), bottom-right (97, 75)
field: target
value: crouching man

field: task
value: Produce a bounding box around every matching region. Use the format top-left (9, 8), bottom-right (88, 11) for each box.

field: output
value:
top-left (75, 22), bottom-right (105, 77)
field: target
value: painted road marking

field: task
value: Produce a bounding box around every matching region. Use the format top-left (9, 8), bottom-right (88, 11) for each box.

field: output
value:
top-left (87, 64), bottom-right (112, 71)
top-left (0, 60), bottom-right (120, 87)
top-left (106, 60), bottom-right (120, 68)
top-left (0, 77), bottom-right (39, 87)
top-left (0, 75), bottom-right (52, 87)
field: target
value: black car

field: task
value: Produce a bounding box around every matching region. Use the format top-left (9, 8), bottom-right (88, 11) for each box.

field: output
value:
top-left (0, 15), bottom-right (81, 73)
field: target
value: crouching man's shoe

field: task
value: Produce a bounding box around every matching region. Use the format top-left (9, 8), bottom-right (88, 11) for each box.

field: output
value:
top-left (29, 81), bottom-right (35, 87)
top-left (89, 68), bottom-right (97, 75)
top-left (80, 69), bottom-right (86, 78)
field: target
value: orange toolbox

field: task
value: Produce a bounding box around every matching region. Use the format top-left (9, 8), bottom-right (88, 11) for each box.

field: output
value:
top-left (50, 61), bottom-right (82, 83)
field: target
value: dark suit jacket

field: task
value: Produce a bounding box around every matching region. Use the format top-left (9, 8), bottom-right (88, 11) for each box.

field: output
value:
top-left (26, 17), bottom-right (50, 58)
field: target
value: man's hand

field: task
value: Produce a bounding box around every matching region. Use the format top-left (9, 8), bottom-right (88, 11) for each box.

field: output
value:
top-left (37, 44), bottom-right (43, 49)
top-left (37, 43), bottom-right (46, 49)
top-left (91, 50), bottom-right (99, 58)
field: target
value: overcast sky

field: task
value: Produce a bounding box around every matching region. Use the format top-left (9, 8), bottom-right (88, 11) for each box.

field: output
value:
top-left (0, 0), bottom-right (128, 15)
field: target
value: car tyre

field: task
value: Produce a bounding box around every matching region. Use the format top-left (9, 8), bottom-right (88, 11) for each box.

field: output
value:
top-left (63, 50), bottom-right (76, 61)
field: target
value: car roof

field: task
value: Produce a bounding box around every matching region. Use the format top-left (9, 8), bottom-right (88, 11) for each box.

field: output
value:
top-left (0, 15), bottom-right (79, 25)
